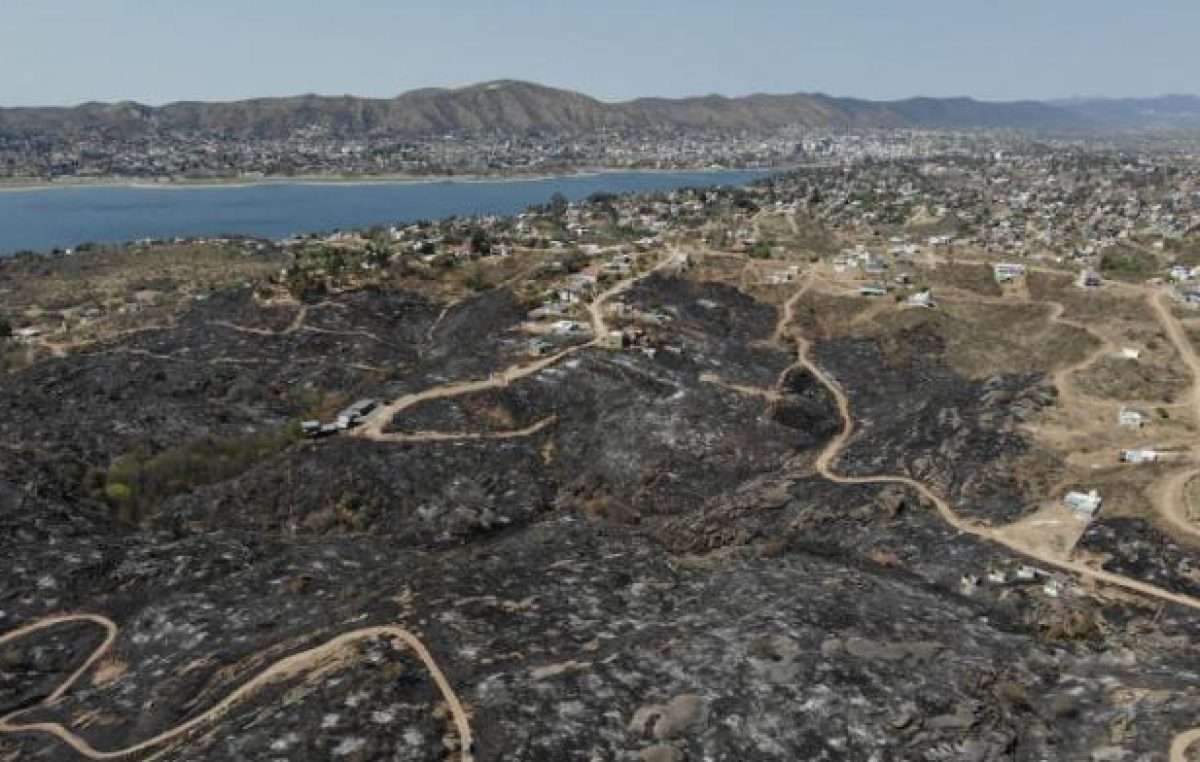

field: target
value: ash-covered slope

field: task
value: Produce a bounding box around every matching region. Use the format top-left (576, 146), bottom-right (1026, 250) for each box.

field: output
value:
top-left (3, 266), bottom-right (1200, 760)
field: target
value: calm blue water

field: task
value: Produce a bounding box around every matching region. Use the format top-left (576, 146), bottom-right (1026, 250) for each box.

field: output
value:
top-left (0, 170), bottom-right (768, 255)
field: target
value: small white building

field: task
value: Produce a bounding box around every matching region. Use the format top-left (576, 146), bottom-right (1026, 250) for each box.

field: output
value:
top-left (1120, 348), bottom-right (1141, 360)
top-left (13, 327), bottom-right (41, 344)
top-left (858, 283), bottom-right (889, 297)
top-left (764, 265), bottom-right (800, 285)
top-left (1118, 407), bottom-right (1148, 428)
top-left (1120, 449), bottom-right (1159, 464)
top-left (528, 338), bottom-right (554, 357)
top-left (1064, 489), bottom-right (1103, 520)
top-left (1014, 565), bottom-right (1041, 582)
top-left (1043, 579), bottom-right (1067, 598)
top-left (550, 320), bottom-right (589, 336)
top-left (993, 263), bottom-right (1026, 283)
top-left (907, 290), bottom-right (936, 308)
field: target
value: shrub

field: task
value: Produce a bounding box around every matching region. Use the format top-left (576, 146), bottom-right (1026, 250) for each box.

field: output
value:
top-left (96, 425), bottom-right (297, 524)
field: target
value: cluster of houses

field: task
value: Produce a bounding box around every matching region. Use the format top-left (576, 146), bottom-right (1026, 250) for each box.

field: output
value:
top-left (301, 399), bottom-right (377, 439)
top-left (960, 564), bottom-right (1069, 599)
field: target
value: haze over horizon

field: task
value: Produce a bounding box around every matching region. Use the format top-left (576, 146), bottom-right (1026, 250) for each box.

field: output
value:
top-left (5, 0), bottom-right (1198, 108)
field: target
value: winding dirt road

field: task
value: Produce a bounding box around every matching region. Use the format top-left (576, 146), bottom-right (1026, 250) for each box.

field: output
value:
top-left (367, 415), bottom-right (559, 444)
top-left (357, 251), bottom-right (679, 442)
top-left (770, 279), bottom-right (1200, 761)
top-left (0, 614), bottom-right (475, 761)
top-left (1148, 292), bottom-right (1200, 549)
top-left (210, 303), bottom-right (309, 337)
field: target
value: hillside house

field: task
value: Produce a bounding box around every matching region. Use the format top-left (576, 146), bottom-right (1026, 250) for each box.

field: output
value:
top-left (13, 327), bottom-right (41, 344)
top-left (550, 320), bottom-right (589, 336)
top-left (1014, 565), bottom-right (1041, 582)
top-left (567, 272), bottom-right (599, 291)
top-left (1076, 268), bottom-right (1103, 288)
top-left (599, 330), bottom-right (628, 350)
top-left (335, 399), bottom-right (377, 430)
top-left (959, 575), bottom-right (982, 595)
top-left (603, 254), bottom-right (634, 276)
top-left (606, 300), bottom-right (630, 318)
top-left (530, 302), bottom-right (571, 319)
top-left (1063, 489), bottom-right (1102, 520)
top-left (1118, 407), bottom-right (1148, 428)
top-left (907, 290), bottom-right (936, 308)
top-left (764, 265), bottom-right (800, 285)
top-left (1043, 579), bottom-right (1066, 598)
top-left (858, 284), bottom-right (889, 297)
top-left (861, 255), bottom-right (890, 276)
top-left (1119, 449), bottom-right (1159, 464)
top-left (993, 263), bottom-right (1027, 283)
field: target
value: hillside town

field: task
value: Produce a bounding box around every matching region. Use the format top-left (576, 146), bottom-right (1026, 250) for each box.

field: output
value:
top-left (254, 138), bottom-right (1200, 301)
top-left (0, 123), bottom-right (1057, 184)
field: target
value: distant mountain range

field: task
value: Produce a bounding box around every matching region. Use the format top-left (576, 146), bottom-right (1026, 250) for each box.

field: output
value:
top-left (2, 80), bottom-right (1198, 137)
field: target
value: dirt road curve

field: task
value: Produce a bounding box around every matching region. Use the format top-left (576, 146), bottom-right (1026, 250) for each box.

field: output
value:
top-left (1148, 292), bottom-right (1200, 547)
top-left (357, 251), bottom-right (680, 442)
top-left (0, 614), bottom-right (475, 761)
top-left (367, 415), bottom-right (559, 443)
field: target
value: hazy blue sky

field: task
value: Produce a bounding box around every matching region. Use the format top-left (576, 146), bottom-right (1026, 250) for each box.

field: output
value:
top-left (4, 0), bottom-right (1196, 105)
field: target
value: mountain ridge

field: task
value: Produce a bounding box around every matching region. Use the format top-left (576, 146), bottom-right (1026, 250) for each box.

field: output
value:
top-left (2, 80), bottom-right (1197, 137)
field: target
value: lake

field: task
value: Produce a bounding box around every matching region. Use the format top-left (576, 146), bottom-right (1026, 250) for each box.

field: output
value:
top-left (0, 170), bottom-right (770, 255)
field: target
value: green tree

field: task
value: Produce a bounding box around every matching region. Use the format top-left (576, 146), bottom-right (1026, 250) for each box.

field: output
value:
top-left (284, 270), bottom-right (327, 303)
top-left (548, 192), bottom-right (569, 219)
top-left (470, 228), bottom-right (491, 254)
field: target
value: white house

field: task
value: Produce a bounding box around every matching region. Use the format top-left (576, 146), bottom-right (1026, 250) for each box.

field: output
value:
top-left (993, 263), bottom-right (1026, 282)
top-left (858, 283), bottom-right (889, 297)
top-left (550, 320), bottom-right (589, 336)
top-left (1120, 449), bottom-right (1159, 464)
top-left (1063, 489), bottom-right (1103, 520)
top-left (1118, 407), bottom-right (1148, 428)
top-left (907, 290), bottom-right (936, 308)
top-left (1014, 565), bottom-right (1041, 582)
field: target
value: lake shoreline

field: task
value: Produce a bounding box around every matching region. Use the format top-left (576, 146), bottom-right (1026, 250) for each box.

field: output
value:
top-left (0, 165), bottom-right (788, 194)
top-left (0, 168), bottom-right (773, 255)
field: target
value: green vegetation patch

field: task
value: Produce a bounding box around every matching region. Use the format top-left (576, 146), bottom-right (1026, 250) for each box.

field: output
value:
top-left (1099, 246), bottom-right (1155, 282)
top-left (91, 425), bottom-right (298, 524)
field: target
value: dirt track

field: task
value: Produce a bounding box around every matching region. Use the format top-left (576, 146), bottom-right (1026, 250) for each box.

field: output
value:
top-left (1148, 292), bottom-right (1200, 548)
top-left (773, 280), bottom-right (1200, 762)
top-left (0, 614), bottom-right (475, 761)
top-left (357, 251), bottom-right (680, 442)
